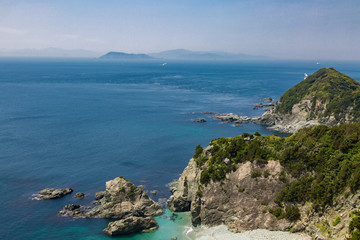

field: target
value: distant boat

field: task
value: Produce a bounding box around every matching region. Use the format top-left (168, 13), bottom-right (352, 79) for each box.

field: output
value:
top-left (162, 62), bottom-right (167, 66)
top-left (304, 73), bottom-right (308, 79)
top-left (316, 62), bottom-right (320, 65)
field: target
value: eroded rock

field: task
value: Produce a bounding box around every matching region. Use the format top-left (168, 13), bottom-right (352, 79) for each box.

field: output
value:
top-left (103, 216), bottom-right (158, 236)
top-left (32, 188), bottom-right (73, 200)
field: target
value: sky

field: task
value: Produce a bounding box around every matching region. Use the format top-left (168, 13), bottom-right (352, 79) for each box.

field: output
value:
top-left (0, 0), bottom-right (359, 60)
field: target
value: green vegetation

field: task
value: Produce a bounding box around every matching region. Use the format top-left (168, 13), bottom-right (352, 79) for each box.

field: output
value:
top-left (196, 134), bottom-right (282, 185)
top-left (275, 68), bottom-right (360, 120)
top-left (332, 216), bottom-right (341, 226)
top-left (269, 205), bottom-right (300, 221)
top-left (263, 170), bottom-right (270, 178)
top-left (349, 211), bottom-right (360, 240)
top-left (251, 171), bottom-right (262, 179)
top-left (284, 205), bottom-right (300, 221)
top-left (193, 123), bottom-right (360, 212)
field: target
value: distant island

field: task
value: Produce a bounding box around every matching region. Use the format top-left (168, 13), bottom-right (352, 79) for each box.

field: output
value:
top-left (99, 49), bottom-right (271, 61)
top-left (99, 51), bottom-right (153, 60)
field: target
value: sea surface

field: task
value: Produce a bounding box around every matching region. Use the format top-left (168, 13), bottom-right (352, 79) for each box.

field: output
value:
top-left (0, 58), bottom-right (359, 240)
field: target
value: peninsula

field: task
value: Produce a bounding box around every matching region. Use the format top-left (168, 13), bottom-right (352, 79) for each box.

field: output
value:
top-left (253, 67), bottom-right (360, 132)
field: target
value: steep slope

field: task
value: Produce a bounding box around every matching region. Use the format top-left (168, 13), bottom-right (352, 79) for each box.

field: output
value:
top-left (168, 124), bottom-right (360, 239)
top-left (253, 68), bottom-right (360, 133)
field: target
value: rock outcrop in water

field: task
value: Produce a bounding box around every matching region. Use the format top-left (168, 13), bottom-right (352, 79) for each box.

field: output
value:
top-left (253, 68), bottom-right (360, 133)
top-left (103, 216), bottom-right (159, 236)
top-left (169, 124), bottom-right (360, 239)
top-left (59, 176), bottom-right (163, 236)
top-left (32, 188), bottom-right (73, 200)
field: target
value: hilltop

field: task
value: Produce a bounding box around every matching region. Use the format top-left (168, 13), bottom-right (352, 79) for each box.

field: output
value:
top-left (253, 68), bottom-right (360, 133)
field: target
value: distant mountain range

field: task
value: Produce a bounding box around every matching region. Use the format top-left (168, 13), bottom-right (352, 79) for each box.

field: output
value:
top-left (0, 47), bottom-right (271, 61)
top-left (148, 49), bottom-right (270, 61)
top-left (0, 48), bottom-right (100, 58)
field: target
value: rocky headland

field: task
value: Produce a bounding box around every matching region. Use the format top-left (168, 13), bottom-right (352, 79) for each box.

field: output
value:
top-left (253, 67), bottom-right (360, 133)
top-left (209, 68), bottom-right (360, 133)
top-left (168, 123), bottom-right (360, 239)
top-left (59, 176), bottom-right (163, 236)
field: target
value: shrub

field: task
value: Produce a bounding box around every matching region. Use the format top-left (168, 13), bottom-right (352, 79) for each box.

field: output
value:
top-left (284, 205), bottom-right (300, 221)
top-left (263, 170), bottom-right (270, 178)
top-left (194, 144), bottom-right (203, 159)
top-left (271, 207), bottom-right (284, 218)
top-left (251, 171), bottom-right (262, 179)
top-left (279, 170), bottom-right (287, 183)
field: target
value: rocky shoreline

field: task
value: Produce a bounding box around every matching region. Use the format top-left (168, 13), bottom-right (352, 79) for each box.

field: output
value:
top-left (34, 177), bottom-right (163, 236)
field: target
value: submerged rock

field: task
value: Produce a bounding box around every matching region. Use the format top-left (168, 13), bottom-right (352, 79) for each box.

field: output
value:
top-left (193, 118), bottom-right (207, 123)
top-left (150, 190), bottom-right (158, 195)
top-left (212, 113), bottom-right (251, 124)
top-left (32, 188), bottom-right (73, 200)
top-left (103, 216), bottom-right (158, 236)
top-left (74, 192), bottom-right (85, 199)
top-left (262, 97), bottom-right (273, 103)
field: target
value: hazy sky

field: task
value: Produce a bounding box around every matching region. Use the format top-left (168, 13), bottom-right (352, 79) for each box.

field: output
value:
top-left (0, 0), bottom-right (359, 60)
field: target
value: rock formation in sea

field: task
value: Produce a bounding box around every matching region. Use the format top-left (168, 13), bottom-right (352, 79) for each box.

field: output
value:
top-left (253, 68), bottom-right (360, 133)
top-left (59, 176), bottom-right (163, 236)
top-left (168, 123), bottom-right (360, 239)
top-left (32, 188), bottom-right (73, 200)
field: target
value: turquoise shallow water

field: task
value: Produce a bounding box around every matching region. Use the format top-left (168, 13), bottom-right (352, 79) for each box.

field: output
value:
top-left (0, 59), bottom-right (359, 239)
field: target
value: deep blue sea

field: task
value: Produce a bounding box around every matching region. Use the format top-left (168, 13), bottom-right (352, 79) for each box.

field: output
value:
top-left (1, 58), bottom-right (359, 240)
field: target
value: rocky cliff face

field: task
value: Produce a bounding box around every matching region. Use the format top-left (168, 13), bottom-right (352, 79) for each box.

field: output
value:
top-left (169, 125), bottom-right (360, 239)
top-left (168, 150), bottom-right (292, 231)
top-left (253, 68), bottom-right (360, 133)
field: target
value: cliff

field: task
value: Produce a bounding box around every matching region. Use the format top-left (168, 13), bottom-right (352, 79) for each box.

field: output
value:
top-left (253, 68), bottom-right (360, 133)
top-left (168, 124), bottom-right (360, 239)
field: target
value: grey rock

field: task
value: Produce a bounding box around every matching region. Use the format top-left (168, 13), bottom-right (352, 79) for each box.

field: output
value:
top-left (150, 190), bottom-right (158, 195)
top-left (167, 196), bottom-right (191, 212)
top-left (94, 191), bottom-right (106, 200)
top-left (262, 97), bottom-right (273, 103)
top-left (33, 188), bottom-right (73, 200)
top-left (60, 177), bottom-right (163, 220)
top-left (103, 216), bottom-right (158, 236)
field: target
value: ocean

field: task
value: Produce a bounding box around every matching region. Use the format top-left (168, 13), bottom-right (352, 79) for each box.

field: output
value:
top-left (1, 58), bottom-right (359, 240)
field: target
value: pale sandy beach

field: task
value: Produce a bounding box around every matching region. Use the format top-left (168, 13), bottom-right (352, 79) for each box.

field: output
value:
top-left (187, 225), bottom-right (311, 240)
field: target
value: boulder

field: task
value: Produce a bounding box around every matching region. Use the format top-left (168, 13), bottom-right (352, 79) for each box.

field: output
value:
top-left (103, 216), bottom-right (158, 236)
top-left (94, 191), bottom-right (106, 200)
